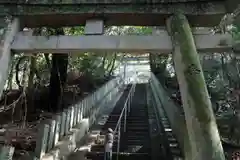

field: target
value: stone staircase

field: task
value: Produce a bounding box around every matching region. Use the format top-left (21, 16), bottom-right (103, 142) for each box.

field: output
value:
top-left (119, 83), bottom-right (151, 160)
top-left (86, 83), bottom-right (184, 160)
top-left (149, 82), bottom-right (183, 160)
top-left (158, 94), bottom-right (183, 159)
top-left (86, 85), bottom-right (132, 159)
top-left (86, 84), bottom-right (152, 160)
top-left (160, 117), bottom-right (182, 159)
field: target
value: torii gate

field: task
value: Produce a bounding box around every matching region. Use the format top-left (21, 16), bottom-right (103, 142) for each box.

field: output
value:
top-left (0, 1), bottom-right (239, 160)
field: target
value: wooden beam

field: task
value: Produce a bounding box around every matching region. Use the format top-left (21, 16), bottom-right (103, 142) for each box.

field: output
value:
top-left (1, 1), bottom-right (226, 27)
top-left (11, 32), bottom-right (233, 54)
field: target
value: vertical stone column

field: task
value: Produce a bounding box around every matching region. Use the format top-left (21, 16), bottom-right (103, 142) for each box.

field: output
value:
top-left (0, 18), bottom-right (20, 97)
top-left (166, 12), bottom-right (225, 160)
top-left (35, 124), bottom-right (50, 159)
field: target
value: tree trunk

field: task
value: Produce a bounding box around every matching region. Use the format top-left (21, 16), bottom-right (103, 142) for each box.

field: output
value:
top-left (108, 53), bottom-right (117, 77)
top-left (28, 56), bottom-right (36, 91)
top-left (149, 53), bottom-right (154, 72)
top-left (27, 56), bottom-right (37, 114)
top-left (49, 28), bottom-right (68, 112)
top-left (7, 57), bottom-right (14, 90)
top-left (44, 53), bottom-right (51, 69)
top-left (106, 54), bottom-right (114, 72)
top-left (101, 53), bottom-right (107, 70)
top-left (166, 13), bottom-right (225, 160)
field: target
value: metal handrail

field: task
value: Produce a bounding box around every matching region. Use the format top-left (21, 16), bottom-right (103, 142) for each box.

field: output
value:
top-left (113, 79), bottom-right (136, 160)
top-left (114, 83), bottom-right (136, 133)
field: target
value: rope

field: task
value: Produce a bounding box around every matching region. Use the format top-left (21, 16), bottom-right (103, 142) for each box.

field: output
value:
top-left (0, 92), bottom-right (24, 112)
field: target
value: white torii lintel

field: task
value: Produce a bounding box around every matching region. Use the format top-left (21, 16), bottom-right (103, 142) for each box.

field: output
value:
top-left (11, 32), bottom-right (233, 54)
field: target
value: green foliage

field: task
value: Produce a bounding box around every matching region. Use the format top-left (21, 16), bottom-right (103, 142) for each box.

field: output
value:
top-left (7, 26), bottom-right (151, 89)
top-left (231, 25), bottom-right (240, 40)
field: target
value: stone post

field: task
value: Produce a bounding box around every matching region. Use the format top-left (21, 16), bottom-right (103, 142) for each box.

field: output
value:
top-left (166, 12), bottom-right (225, 160)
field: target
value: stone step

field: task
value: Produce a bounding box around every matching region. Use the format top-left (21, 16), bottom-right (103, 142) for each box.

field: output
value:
top-left (86, 151), bottom-right (150, 160)
top-left (106, 120), bottom-right (148, 125)
top-left (168, 137), bottom-right (178, 142)
top-left (122, 140), bottom-right (148, 145)
top-left (128, 114), bottom-right (147, 117)
top-left (125, 131), bottom-right (149, 136)
top-left (127, 128), bottom-right (149, 131)
top-left (107, 115), bottom-right (121, 120)
top-left (90, 144), bottom-right (119, 152)
top-left (161, 120), bottom-right (170, 124)
top-left (125, 134), bottom-right (148, 139)
top-left (126, 122), bottom-right (149, 125)
top-left (129, 111), bottom-right (147, 114)
top-left (171, 148), bottom-right (182, 155)
top-left (127, 117), bottom-right (148, 121)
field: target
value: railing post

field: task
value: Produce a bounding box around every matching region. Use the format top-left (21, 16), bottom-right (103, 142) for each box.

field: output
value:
top-left (130, 89), bottom-right (132, 104)
top-left (35, 124), bottom-right (49, 159)
top-left (53, 114), bottom-right (61, 147)
top-left (124, 107), bottom-right (127, 132)
top-left (65, 109), bottom-right (71, 135)
top-left (0, 145), bottom-right (15, 160)
top-left (127, 99), bottom-right (130, 114)
top-left (130, 86), bottom-right (133, 107)
top-left (73, 105), bottom-right (77, 126)
top-left (83, 99), bottom-right (87, 118)
top-left (47, 119), bottom-right (56, 151)
top-left (60, 111), bottom-right (66, 139)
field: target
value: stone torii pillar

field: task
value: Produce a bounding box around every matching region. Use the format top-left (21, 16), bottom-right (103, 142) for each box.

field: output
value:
top-left (0, 18), bottom-right (20, 98)
top-left (166, 12), bottom-right (225, 160)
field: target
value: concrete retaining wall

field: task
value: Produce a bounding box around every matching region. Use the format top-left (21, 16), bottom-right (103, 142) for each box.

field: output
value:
top-left (18, 76), bottom-right (125, 160)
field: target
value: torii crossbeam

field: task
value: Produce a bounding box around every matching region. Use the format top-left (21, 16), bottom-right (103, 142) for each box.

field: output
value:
top-left (11, 31), bottom-right (233, 54)
top-left (0, 0), bottom-right (238, 27)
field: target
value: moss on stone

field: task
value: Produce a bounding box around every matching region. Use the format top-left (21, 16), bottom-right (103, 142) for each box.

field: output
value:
top-left (167, 12), bottom-right (225, 160)
top-left (0, 2), bottom-right (224, 16)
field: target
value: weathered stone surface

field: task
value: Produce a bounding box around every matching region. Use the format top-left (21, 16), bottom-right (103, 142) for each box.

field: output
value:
top-left (53, 114), bottom-right (61, 147)
top-left (167, 12), bottom-right (225, 160)
top-left (40, 76), bottom-right (123, 160)
top-left (0, 145), bottom-right (15, 160)
top-left (60, 111), bottom-right (67, 138)
top-left (1, 0), bottom-right (216, 4)
top-left (47, 119), bottom-right (56, 152)
top-left (84, 19), bottom-right (104, 35)
top-left (35, 124), bottom-right (50, 159)
top-left (11, 33), bottom-right (233, 54)
top-left (150, 73), bottom-right (191, 159)
top-left (0, 1), bottom-right (226, 27)
top-left (73, 105), bottom-right (78, 126)
top-left (70, 107), bottom-right (74, 130)
top-left (65, 109), bottom-right (71, 135)
top-left (0, 18), bottom-right (19, 98)
top-left (41, 119), bottom-right (89, 160)
top-left (2, 2), bottom-right (224, 15)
